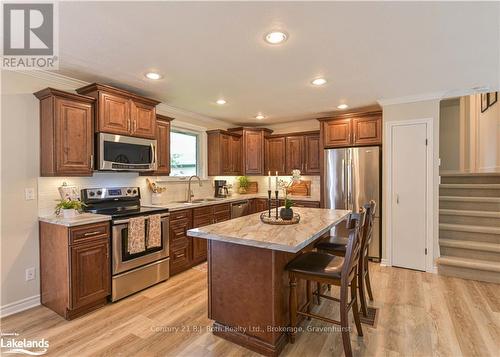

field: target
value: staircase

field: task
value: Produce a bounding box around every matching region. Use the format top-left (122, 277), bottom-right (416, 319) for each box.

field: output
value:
top-left (438, 173), bottom-right (500, 283)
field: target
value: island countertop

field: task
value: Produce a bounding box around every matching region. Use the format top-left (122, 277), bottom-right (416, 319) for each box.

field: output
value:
top-left (187, 207), bottom-right (350, 253)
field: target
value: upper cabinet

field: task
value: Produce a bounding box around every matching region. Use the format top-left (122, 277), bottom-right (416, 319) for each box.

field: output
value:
top-left (35, 88), bottom-right (95, 177)
top-left (303, 133), bottom-right (320, 175)
top-left (265, 136), bottom-right (286, 175)
top-left (285, 135), bottom-right (304, 173)
top-left (228, 128), bottom-right (272, 176)
top-left (76, 83), bottom-right (160, 139)
top-left (320, 110), bottom-right (382, 148)
top-left (207, 130), bottom-right (242, 176)
top-left (143, 114), bottom-right (174, 176)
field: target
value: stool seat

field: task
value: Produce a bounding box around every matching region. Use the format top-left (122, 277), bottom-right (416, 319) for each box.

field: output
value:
top-left (315, 236), bottom-right (348, 253)
top-left (286, 252), bottom-right (344, 279)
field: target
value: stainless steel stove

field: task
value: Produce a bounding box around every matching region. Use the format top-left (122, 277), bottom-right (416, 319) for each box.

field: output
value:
top-left (82, 187), bottom-right (170, 301)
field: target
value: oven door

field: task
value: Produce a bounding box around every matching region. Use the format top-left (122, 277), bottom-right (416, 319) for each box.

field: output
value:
top-left (112, 214), bottom-right (169, 275)
top-left (99, 133), bottom-right (157, 171)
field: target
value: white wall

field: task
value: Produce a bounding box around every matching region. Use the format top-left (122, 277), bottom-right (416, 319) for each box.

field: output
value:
top-left (475, 94), bottom-right (500, 172)
top-left (381, 99), bottom-right (440, 270)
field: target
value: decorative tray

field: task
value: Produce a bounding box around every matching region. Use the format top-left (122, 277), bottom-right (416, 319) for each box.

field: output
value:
top-left (260, 212), bottom-right (301, 225)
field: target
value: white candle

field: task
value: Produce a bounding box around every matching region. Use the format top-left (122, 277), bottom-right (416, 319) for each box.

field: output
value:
top-left (268, 171), bottom-right (271, 190)
top-left (275, 171), bottom-right (278, 191)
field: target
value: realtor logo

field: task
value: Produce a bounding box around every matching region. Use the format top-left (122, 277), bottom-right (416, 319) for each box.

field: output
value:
top-left (2, 2), bottom-right (58, 69)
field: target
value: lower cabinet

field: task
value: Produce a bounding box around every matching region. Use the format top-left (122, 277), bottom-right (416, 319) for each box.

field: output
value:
top-left (39, 221), bottom-right (110, 320)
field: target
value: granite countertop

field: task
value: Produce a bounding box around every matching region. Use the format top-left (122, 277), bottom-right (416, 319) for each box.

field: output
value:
top-left (39, 213), bottom-right (111, 227)
top-left (143, 193), bottom-right (320, 212)
top-left (187, 207), bottom-right (350, 253)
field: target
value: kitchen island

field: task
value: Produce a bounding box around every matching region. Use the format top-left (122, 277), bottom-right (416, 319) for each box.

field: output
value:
top-left (187, 207), bottom-right (350, 356)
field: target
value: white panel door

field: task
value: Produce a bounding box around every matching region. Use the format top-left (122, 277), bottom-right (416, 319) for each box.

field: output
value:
top-left (391, 123), bottom-right (427, 271)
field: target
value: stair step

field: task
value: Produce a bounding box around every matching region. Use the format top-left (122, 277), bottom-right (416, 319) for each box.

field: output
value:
top-left (439, 239), bottom-right (500, 261)
top-left (439, 209), bottom-right (500, 227)
top-left (440, 223), bottom-right (500, 244)
top-left (438, 256), bottom-right (500, 283)
top-left (440, 173), bottom-right (500, 184)
top-left (439, 223), bottom-right (500, 235)
top-left (440, 184), bottom-right (500, 197)
top-left (439, 196), bottom-right (500, 211)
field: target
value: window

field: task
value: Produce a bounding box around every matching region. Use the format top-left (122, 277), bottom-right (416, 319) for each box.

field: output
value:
top-left (170, 129), bottom-right (199, 177)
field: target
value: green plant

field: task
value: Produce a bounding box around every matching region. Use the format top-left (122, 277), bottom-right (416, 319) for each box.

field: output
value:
top-left (55, 199), bottom-right (86, 215)
top-left (284, 198), bottom-right (293, 209)
top-left (238, 176), bottom-right (250, 188)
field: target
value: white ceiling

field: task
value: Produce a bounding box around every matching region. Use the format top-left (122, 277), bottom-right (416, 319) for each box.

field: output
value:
top-left (57, 1), bottom-right (500, 125)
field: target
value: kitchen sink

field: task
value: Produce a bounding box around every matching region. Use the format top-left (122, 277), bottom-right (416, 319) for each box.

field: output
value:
top-left (173, 198), bottom-right (223, 204)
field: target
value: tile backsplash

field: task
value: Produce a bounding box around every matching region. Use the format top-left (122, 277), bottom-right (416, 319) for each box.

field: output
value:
top-left (38, 174), bottom-right (320, 216)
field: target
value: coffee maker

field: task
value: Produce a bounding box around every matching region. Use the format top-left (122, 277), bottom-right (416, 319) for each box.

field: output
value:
top-left (214, 180), bottom-right (228, 198)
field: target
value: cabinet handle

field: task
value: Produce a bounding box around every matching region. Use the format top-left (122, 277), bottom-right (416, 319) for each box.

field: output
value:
top-left (176, 252), bottom-right (185, 258)
top-left (83, 231), bottom-right (101, 237)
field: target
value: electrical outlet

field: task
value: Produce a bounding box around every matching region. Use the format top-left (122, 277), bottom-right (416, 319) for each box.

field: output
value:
top-left (25, 267), bottom-right (35, 281)
top-left (25, 188), bottom-right (35, 200)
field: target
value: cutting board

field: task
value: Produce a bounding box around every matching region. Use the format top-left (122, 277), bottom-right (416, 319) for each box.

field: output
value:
top-left (287, 180), bottom-right (311, 196)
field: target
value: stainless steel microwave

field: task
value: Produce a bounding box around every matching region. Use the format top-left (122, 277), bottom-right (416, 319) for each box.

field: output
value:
top-left (98, 133), bottom-right (157, 171)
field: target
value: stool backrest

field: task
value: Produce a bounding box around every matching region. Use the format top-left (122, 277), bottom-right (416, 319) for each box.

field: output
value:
top-left (342, 210), bottom-right (366, 283)
top-left (360, 200), bottom-right (376, 260)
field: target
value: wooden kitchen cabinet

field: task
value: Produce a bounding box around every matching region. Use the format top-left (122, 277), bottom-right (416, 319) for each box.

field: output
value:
top-left (76, 83), bottom-right (160, 139)
top-left (285, 135), bottom-right (304, 173)
top-left (34, 88), bottom-right (95, 177)
top-left (207, 130), bottom-right (242, 176)
top-left (40, 221), bottom-right (110, 320)
top-left (265, 137), bottom-right (286, 175)
top-left (228, 127), bottom-right (273, 175)
top-left (169, 209), bottom-right (193, 276)
top-left (304, 133), bottom-right (320, 175)
top-left (320, 109), bottom-right (382, 148)
top-left (142, 114), bottom-right (173, 176)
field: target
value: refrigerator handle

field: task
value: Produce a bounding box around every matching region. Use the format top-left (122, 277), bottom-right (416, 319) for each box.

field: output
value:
top-left (341, 159), bottom-right (346, 206)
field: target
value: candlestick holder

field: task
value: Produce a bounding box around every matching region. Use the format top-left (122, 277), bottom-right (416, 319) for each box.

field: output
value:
top-left (275, 190), bottom-right (279, 219)
top-left (267, 190), bottom-right (272, 217)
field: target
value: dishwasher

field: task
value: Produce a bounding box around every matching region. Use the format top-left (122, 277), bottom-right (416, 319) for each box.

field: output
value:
top-left (231, 200), bottom-right (250, 218)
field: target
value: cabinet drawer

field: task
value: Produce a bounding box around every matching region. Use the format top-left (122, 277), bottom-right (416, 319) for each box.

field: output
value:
top-left (170, 209), bottom-right (192, 222)
top-left (193, 206), bottom-right (214, 217)
top-left (193, 214), bottom-right (213, 228)
top-left (213, 203), bottom-right (230, 214)
top-left (214, 211), bottom-right (231, 223)
top-left (170, 246), bottom-right (190, 269)
top-left (70, 222), bottom-right (109, 245)
top-left (292, 201), bottom-right (320, 208)
top-left (170, 219), bottom-right (190, 247)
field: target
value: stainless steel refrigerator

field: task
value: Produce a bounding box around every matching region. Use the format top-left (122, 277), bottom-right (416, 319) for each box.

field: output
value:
top-left (323, 146), bottom-right (381, 259)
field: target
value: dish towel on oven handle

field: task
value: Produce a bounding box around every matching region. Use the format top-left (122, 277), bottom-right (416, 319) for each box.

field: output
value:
top-left (128, 216), bottom-right (146, 254)
top-left (147, 214), bottom-right (162, 248)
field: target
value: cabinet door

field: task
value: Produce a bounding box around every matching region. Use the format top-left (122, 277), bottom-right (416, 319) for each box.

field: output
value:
top-left (54, 97), bottom-right (93, 175)
top-left (323, 119), bottom-right (352, 148)
top-left (304, 134), bottom-right (320, 175)
top-left (352, 116), bottom-right (382, 146)
top-left (131, 101), bottom-right (156, 139)
top-left (98, 92), bottom-right (130, 135)
top-left (285, 136), bottom-right (304, 173)
top-left (265, 137), bottom-right (286, 175)
top-left (220, 134), bottom-right (232, 174)
top-left (192, 207), bottom-right (213, 263)
top-left (155, 119), bottom-right (171, 175)
top-left (292, 200), bottom-right (320, 208)
top-left (244, 131), bottom-right (264, 175)
top-left (230, 135), bottom-right (242, 175)
top-left (70, 239), bottom-right (110, 309)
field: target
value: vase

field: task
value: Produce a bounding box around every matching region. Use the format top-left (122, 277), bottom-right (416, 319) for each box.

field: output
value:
top-left (62, 209), bottom-right (78, 218)
top-left (280, 208), bottom-right (293, 220)
top-left (151, 192), bottom-right (164, 205)
top-left (238, 187), bottom-right (247, 194)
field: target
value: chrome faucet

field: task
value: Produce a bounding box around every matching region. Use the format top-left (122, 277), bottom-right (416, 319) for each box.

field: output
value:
top-left (187, 175), bottom-right (202, 202)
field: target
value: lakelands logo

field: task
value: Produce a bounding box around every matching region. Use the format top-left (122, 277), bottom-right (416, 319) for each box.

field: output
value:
top-left (2, 2), bottom-right (58, 69)
top-left (1, 332), bottom-right (49, 355)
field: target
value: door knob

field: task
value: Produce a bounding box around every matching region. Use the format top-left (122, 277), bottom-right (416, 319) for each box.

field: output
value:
top-left (396, 194), bottom-right (400, 204)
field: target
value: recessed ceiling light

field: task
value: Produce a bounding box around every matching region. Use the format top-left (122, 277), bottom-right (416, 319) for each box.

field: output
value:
top-left (311, 78), bottom-right (327, 86)
top-left (216, 99), bottom-right (227, 105)
top-left (264, 31), bottom-right (288, 45)
top-left (337, 104), bottom-right (349, 110)
top-left (145, 72), bottom-right (162, 80)
top-left (255, 114), bottom-right (265, 120)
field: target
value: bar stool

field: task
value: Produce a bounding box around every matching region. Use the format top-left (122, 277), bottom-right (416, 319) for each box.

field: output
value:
top-left (315, 201), bottom-right (376, 316)
top-left (286, 211), bottom-right (365, 357)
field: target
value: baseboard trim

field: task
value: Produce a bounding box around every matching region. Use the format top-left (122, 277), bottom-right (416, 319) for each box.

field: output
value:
top-left (380, 258), bottom-right (391, 266)
top-left (0, 295), bottom-right (40, 318)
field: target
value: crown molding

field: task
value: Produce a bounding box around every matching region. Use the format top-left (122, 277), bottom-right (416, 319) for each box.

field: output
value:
top-left (16, 70), bottom-right (231, 126)
top-left (377, 91), bottom-right (446, 107)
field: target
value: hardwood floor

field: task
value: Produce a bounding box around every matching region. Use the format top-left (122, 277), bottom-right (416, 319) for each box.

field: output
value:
top-left (1, 263), bottom-right (499, 357)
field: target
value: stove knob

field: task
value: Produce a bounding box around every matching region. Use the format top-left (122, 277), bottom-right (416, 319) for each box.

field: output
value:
top-left (127, 189), bottom-right (132, 194)
top-left (132, 189), bottom-right (137, 195)
top-left (96, 190), bottom-right (102, 196)
top-left (89, 191), bottom-right (95, 197)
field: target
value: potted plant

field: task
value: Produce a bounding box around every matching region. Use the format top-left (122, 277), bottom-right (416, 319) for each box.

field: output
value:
top-left (238, 176), bottom-right (250, 194)
top-left (280, 198), bottom-right (294, 220)
top-left (55, 199), bottom-right (85, 218)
